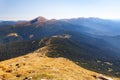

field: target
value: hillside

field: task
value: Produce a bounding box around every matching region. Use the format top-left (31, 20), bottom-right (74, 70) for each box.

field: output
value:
top-left (35, 37), bottom-right (120, 77)
top-left (0, 40), bottom-right (40, 61)
top-left (0, 17), bottom-right (120, 80)
top-left (0, 36), bottom-right (120, 78)
top-left (0, 53), bottom-right (119, 80)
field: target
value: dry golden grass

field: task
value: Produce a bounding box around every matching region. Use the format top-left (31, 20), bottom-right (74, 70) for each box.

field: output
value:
top-left (0, 53), bottom-right (119, 80)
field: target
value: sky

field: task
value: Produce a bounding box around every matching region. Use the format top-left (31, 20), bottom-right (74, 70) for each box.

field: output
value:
top-left (0, 0), bottom-right (120, 20)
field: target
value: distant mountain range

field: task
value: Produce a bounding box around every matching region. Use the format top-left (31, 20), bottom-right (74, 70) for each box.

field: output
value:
top-left (0, 17), bottom-right (120, 77)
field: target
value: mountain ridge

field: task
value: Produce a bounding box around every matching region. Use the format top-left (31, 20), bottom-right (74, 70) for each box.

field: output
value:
top-left (0, 16), bottom-right (120, 79)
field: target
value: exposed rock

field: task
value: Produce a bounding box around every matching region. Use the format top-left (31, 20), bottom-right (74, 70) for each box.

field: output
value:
top-left (92, 74), bottom-right (113, 80)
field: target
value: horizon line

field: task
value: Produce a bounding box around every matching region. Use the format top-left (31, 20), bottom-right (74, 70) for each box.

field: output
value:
top-left (0, 16), bottom-right (120, 21)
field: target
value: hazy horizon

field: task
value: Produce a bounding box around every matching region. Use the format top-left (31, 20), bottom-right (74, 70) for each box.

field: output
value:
top-left (1, 0), bottom-right (120, 20)
top-left (0, 16), bottom-right (119, 21)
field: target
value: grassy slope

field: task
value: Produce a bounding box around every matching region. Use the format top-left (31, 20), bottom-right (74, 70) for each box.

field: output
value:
top-left (36, 37), bottom-right (120, 77)
top-left (0, 37), bottom-right (120, 80)
top-left (0, 53), bottom-right (119, 80)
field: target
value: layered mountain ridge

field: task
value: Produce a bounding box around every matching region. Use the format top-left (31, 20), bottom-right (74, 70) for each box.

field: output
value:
top-left (0, 16), bottom-right (120, 79)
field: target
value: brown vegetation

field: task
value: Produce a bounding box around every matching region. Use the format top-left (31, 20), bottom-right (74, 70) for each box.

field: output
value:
top-left (0, 53), bottom-right (119, 80)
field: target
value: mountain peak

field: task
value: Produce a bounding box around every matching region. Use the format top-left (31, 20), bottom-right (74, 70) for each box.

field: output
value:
top-left (36, 16), bottom-right (47, 21)
top-left (30, 16), bottom-right (47, 24)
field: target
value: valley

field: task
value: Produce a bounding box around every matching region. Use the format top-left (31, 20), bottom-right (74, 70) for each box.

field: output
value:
top-left (0, 17), bottom-right (120, 80)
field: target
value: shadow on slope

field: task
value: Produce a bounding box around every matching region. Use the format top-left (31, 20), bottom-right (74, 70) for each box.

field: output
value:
top-left (0, 40), bottom-right (41, 61)
top-left (0, 35), bottom-right (120, 78)
top-left (35, 37), bottom-right (120, 78)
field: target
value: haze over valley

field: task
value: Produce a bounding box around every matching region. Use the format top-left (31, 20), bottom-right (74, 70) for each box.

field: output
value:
top-left (0, 17), bottom-right (120, 80)
top-left (1, 0), bottom-right (120, 80)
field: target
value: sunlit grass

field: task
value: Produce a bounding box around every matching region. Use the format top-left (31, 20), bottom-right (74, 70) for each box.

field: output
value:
top-left (0, 53), bottom-right (119, 80)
